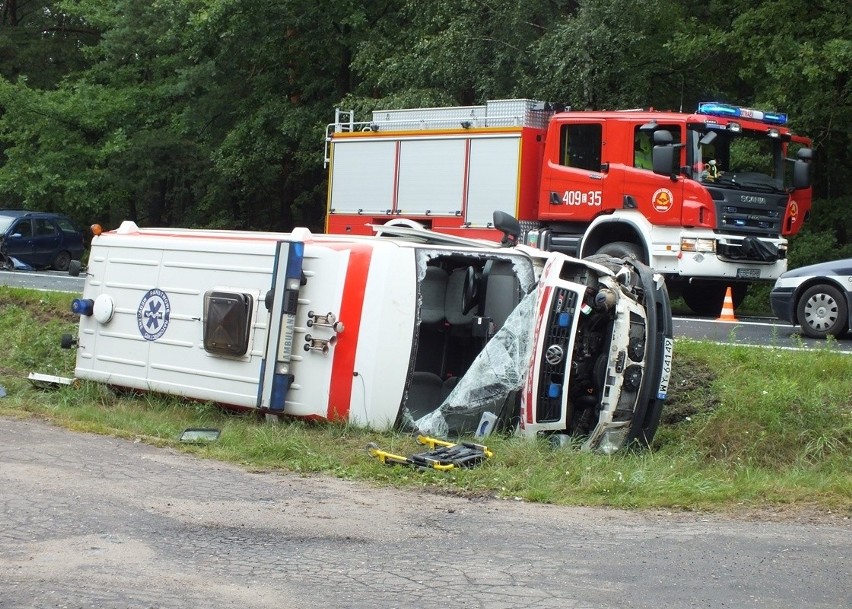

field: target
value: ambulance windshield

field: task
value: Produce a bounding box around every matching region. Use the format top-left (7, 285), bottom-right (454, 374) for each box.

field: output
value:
top-left (410, 291), bottom-right (536, 437)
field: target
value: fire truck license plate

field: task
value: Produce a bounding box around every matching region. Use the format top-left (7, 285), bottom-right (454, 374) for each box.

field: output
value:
top-left (736, 268), bottom-right (760, 279)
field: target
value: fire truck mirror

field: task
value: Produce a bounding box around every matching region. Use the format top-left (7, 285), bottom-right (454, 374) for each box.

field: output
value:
top-left (652, 146), bottom-right (676, 179)
top-left (653, 130), bottom-right (673, 146)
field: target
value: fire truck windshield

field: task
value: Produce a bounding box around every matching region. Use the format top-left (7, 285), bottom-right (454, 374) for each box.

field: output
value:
top-left (687, 127), bottom-right (788, 193)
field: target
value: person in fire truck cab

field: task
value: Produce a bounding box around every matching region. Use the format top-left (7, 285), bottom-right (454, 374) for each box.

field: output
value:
top-left (700, 159), bottom-right (720, 181)
top-left (634, 130), bottom-right (653, 170)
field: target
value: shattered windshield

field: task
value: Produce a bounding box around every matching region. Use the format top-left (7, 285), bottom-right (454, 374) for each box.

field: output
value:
top-left (409, 291), bottom-right (536, 438)
top-left (688, 127), bottom-right (787, 192)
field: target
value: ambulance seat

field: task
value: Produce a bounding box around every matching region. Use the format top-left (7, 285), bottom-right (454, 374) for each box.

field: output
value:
top-left (407, 371), bottom-right (445, 420)
top-left (482, 260), bottom-right (520, 333)
top-left (420, 266), bottom-right (448, 324)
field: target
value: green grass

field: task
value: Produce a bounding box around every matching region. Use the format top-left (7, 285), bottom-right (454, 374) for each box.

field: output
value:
top-left (1, 286), bottom-right (850, 514)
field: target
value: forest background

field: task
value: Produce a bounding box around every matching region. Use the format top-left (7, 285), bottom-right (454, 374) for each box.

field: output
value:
top-left (1, 0), bottom-right (850, 269)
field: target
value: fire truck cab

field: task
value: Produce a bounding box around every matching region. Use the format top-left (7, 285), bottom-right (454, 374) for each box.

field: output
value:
top-left (325, 100), bottom-right (812, 315)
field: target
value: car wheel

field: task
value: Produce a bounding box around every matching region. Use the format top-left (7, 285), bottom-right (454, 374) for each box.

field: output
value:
top-left (796, 284), bottom-right (848, 338)
top-left (52, 251), bottom-right (72, 271)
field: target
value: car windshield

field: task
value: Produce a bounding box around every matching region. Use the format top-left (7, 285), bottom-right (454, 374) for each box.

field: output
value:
top-left (0, 216), bottom-right (16, 233)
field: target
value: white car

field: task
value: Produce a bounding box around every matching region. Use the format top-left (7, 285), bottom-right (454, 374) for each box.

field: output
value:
top-left (770, 258), bottom-right (852, 338)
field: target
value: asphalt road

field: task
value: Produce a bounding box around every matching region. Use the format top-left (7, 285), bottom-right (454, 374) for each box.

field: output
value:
top-left (1, 418), bottom-right (850, 609)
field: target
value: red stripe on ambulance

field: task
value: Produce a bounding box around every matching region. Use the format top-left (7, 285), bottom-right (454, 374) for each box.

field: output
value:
top-left (326, 243), bottom-right (374, 420)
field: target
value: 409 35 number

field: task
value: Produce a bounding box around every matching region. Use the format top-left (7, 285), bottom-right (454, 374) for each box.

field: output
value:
top-left (562, 190), bottom-right (602, 206)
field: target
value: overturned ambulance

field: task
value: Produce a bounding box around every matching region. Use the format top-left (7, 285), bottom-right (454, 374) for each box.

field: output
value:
top-left (64, 213), bottom-right (673, 452)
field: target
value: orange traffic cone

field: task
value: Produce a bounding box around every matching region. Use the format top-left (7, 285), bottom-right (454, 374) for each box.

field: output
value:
top-left (717, 286), bottom-right (738, 321)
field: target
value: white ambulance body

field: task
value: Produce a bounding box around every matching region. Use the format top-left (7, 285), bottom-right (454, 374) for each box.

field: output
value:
top-left (67, 215), bottom-right (673, 452)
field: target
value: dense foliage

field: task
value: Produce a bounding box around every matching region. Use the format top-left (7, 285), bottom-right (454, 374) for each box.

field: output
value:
top-left (0, 0), bottom-right (850, 259)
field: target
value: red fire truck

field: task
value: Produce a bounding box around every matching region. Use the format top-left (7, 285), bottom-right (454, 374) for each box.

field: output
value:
top-left (324, 99), bottom-right (813, 314)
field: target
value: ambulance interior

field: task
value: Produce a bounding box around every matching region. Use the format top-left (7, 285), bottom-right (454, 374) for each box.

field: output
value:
top-left (403, 249), bottom-right (537, 436)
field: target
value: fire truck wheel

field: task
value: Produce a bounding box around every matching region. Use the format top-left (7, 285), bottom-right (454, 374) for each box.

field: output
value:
top-left (595, 241), bottom-right (643, 263)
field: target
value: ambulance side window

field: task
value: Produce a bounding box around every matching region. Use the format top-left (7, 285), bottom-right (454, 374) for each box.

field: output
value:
top-left (203, 291), bottom-right (253, 356)
top-left (558, 123), bottom-right (602, 172)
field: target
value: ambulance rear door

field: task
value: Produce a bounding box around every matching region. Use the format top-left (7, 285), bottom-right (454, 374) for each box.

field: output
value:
top-left (258, 240), bottom-right (305, 411)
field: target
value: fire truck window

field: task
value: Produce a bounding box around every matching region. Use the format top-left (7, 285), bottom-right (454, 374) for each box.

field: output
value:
top-left (559, 124), bottom-right (602, 172)
top-left (634, 128), bottom-right (653, 170)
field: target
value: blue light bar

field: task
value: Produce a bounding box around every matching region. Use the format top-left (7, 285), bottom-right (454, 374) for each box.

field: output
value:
top-left (697, 102), bottom-right (787, 126)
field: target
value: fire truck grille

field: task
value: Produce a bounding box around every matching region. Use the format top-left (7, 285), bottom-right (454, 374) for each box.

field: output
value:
top-left (536, 287), bottom-right (579, 423)
top-left (712, 191), bottom-right (788, 237)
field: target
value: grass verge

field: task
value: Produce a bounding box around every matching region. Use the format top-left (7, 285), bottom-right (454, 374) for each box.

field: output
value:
top-left (1, 286), bottom-right (850, 515)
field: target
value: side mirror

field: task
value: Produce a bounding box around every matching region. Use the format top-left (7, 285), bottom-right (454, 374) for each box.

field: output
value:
top-left (653, 130), bottom-right (673, 146)
top-left (492, 211), bottom-right (521, 247)
top-left (792, 159), bottom-right (811, 190)
top-left (652, 146), bottom-right (676, 179)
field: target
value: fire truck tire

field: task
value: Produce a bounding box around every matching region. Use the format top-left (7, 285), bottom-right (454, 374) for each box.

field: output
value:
top-left (595, 241), bottom-right (643, 263)
top-left (681, 281), bottom-right (748, 316)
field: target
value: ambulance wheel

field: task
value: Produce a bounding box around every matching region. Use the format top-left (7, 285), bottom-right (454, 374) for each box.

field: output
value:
top-left (68, 260), bottom-right (82, 277)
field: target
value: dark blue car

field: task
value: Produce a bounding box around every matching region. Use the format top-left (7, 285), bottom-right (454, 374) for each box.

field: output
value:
top-left (770, 258), bottom-right (852, 338)
top-left (0, 210), bottom-right (86, 271)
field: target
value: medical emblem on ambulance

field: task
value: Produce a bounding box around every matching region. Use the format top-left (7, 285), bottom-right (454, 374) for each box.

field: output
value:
top-left (138, 288), bottom-right (171, 341)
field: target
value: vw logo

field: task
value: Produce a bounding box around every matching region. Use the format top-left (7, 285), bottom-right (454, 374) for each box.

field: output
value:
top-left (545, 344), bottom-right (564, 366)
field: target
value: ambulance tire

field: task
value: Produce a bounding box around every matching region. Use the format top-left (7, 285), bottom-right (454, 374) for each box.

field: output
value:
top-left (595, 241), bottom-right (643, 263)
